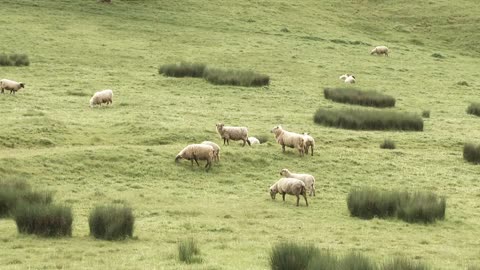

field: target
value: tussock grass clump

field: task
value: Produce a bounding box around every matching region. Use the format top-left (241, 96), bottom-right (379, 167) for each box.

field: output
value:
top-left (0, 179), bottom-right (52, 218)
top-left (270, 242), bottom-right (318, 270)
top-left (88, 204), bottom-right (134, 240)
top-left (314, 108), bottom-right (423, 131)
top-left (324, 88), bottom-right (395, 108)
top-left (14, 203), bottom-right (72, 237)
top-left (466, 103), bottom-right (480, 117)
top-left (203, 68), bottom-right (269, 87)
top-left (380, 139), bottom-right (396, 149)
top-left (159, 62), bottom-right (206, 78)
top-left (463, 143), bottom-right (480, 164)
top-left (255, 135), bottom-right (269, 144)
top-left (347, 188), bottom-right (446, 223)
top-left (341, 252), bottom-right (377, 270)
top-left (178, 238), bottom-right (202, 264)
top-left (383, 257), bottom-right (431, 270)
top-left (422, 110), bottom-right (430, 118)
top-left (0, 53), bottom-right (30, 66)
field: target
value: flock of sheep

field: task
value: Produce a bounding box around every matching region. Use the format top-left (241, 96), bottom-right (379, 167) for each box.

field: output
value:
top-left (339, 45), bottom-right (389, 84)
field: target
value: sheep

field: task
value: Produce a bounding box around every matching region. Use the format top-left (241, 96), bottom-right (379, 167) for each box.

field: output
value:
top-left (280, 169), bottom-right (316, 197)
top-left (0, 79), bottom-right (25, 94)
top-left (270, 125), bottom-right (305, 156)
top-left (175, 144), bottom-right (215, 172)
top-left (344, 75), bottom-right (356, 84)
top-left (269, 177), bottom-right (308, 206)
top-left (215, 123), bottom-right (251, 146)
top-left (303, 133), bottom-right (315, 156)
top-left (339, 74), bottom-right (351, 81)
top-left (201, 141), bottom-right (220, 162)
top-left (248, 137), bottom-right (260, 145)
top-left (89, 89), bottom-right (113, 107)
top-left (370, 46), bottom-right (389, 56)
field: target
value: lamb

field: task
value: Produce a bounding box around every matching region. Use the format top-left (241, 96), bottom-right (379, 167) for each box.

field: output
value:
top-left (339, 74), bottom-right (351, 81)
top-left (0, 79), bottom-right (25, 94)
top-left (201, 141), bottom-right (220, 162)
top-left (248, 137), bottom-right (260, 145)
top-left (280, 169), bottom-right (316, 196)
top-left (175, 144), bottom-right (215, 172)
top-left (215, 123), bottom-right (251, 146)
top-left (270, 125), bottom-right (305, 156)
top-left (303, 133), bottom-right (315, 156)
top-left (370, 46), bottom-right (389, 56)
top-left (89, 89), bottom-right (113, 107)
top-left (269, 177), bottom-right (308, 206)
top-left (344, 75), bottom-right (356, 84)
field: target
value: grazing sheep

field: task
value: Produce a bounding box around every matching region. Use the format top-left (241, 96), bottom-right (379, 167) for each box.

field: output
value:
top-left (89, 89), bottom-right (113, 107)
top-left (370, 46), bottom-right (389, 56)
top-left (344, 75), bottom-right (356, 84)
top-left (175, 144), bottom-right (215, 172)
top-left (269, 177), bottom-right (308, 206)
top-left (248, 137), bottom-right (260, 145)
top-left (339, 74), bottom-right (351, 81)
top-left (216, 123), bottom-right (251, 146)
top-left (270, 125), bottom-right (305, 156)
top-left (0, 79), bottom-right (25, 94)
top-left (201, 141), bottom-right (220, 162)
top-left (280, 169), bottom-right (316, 196)
top-left (303, 133), bottom-right (315, 156)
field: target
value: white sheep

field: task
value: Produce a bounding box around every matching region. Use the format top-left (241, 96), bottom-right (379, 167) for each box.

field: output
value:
top-left (0, 79), bottom-right (25, 94)
top-left (270, 125), bottom-right (305, 156)
top-left (303, 133), bottom-right (315, 156)
top-left (89, 89), bottom-right (113, 107)
top-left (201, 141), bottom-right (220, 162)
top-left (248, 137), bottom-right (260, 145)
top-left (280, 169), bottom-right (316, 196)
top-left (269, 177), bottom-right (308, 206)
top-left (370, 46), bottom-right (389, 56)
top-left (344, 75), bottom-right (356, 84)
top-left (175, 144), bottom-right (215, 172)
top-left (216, 123), bottom-right (251, 146)
top-left (339, 74), bottom-right (351, 81)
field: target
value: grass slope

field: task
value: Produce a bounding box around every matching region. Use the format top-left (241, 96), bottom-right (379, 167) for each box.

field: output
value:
top-left (1, 0), bottom-right (480, 269)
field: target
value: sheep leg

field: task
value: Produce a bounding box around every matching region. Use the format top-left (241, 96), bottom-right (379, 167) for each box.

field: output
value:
top-left (311, 146), bottom-right (314, 156)
top-left (282, 193), bottom-right (286, 201)
top-left (303, 193), bottom-right (308, 206)
top-left (246, 139), bottom-right (251, 146)
top-left (223, 138), bottom-right (227, 145)
top-left (305, 146), bottom-right (308, 155)
top-left (282, 145), bottom-right (285, 153)
top-left (296, 195), bottom-right (300, 206)
top-left (205, 161), bottom-right (211, 172)
top-left (193, 156), bottom-right (200, 166)
top-left (312, 185), bottom-right (316, 197)
top-left (1, 88), bottom-right (3, 94)
top-left (242, 139), bottom-right (246, 147)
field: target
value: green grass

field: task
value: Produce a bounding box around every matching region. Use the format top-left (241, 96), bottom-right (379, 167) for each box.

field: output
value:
top-left (0, 179), bottom-right (52, 218)
top-left (324, 87), bottom-right (396, 108)
top-left (0, 53), bottom-right (29, 66)
top-left (0, 0), bottom-right (479, 269)
top-left (380, 139), bottom-right (396, 149)
top-left (178, 238), bottom-right (202, 264)
top-left (463, 143), bottom-right (480, 164)
top-left (88, 204), bottom-right (134, 240)
top-left (14, 203), bottom-right (72, 237)
top-left (466, 103), bottom-right (480, 117)
top-left (203, 67), bottom-right (269, 87)
top-left (159, 62), bottom-right (206, 78)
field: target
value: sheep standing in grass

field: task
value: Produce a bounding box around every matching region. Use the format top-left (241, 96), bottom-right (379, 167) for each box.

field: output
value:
top-left (280, 169), bottom-right (316, 196)
top-left (370, 46), bottom-right (389, 56)
top-left (303, 133), bottom-right (315, 156)
top-left (269, 178), bottom-right (308, 206)
top-left (216, 123), bottom-right (251, 146)
top-left (248, 137), bottom-right (260, 145)
top-left (0, 79), bottom-right (25, 94)
top-left (344, 75), bottom-right (356, 84)
top-left (339, 74), bottom-right (351, 81)
top-left (175, 144), bottom-right (215, 172)
top-left (201, 141), bottom-right (220, 162)
top-left (271, 125), bottom-right (305, 156)
top-left (89, 89), bottom-right (113, 107)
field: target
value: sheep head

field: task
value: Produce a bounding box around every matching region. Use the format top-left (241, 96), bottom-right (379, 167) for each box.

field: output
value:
top-left (19, 83), bottom-right (25, 88)
top-left (269, 186), bottom-right (277, 199)
top-left (215, 123), bottom-right (224, 131)
top-left (175, 155), bottom-right (182, 163)
top-left (279, 169), bottom-right (289, 177)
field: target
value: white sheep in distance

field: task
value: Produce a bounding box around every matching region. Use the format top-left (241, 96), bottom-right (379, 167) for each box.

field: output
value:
top-left (216, 123), bottom-right (251, 146)
top-left (248, 137), bottom-right (260, 145)
top-left (175, 144), bottom-right (215, 172)
top-left (344, 75), bottom-right (356, 84)
top-left (90, 89), bottom-right (113, 107)
top-left (269, 177), bottom-right (308, 206)
top-left (371, 46), bottom-right (389, 56)
top-left (201, 141), bottom-right (220, 162)
top-left (303, 133), bottom-right (315, 156)
top-left (0, 79), bottom-right (25, 94)
top-left (280, 169), bottom-right (316, 196)
top-left (339, 74), bottom-right (351, 81)
top-left (271, 125), bottom-right (305, 156)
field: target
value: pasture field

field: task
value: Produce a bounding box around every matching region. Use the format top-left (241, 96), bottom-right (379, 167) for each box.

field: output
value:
top-left (0, 0), bottom-right (479, 269)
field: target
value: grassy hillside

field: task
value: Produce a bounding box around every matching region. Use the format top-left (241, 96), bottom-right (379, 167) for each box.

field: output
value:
top-left (1, 0), bottom-right (479, 269)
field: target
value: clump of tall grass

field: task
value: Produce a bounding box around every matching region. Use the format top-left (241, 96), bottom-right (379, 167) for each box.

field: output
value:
top-left (347, 187), bottom-right (446, 223)
top-left (422, 110), bottom-right (430, 118)
top-left (466, 103), bottom-right (480, 117)
top-left (382, 257), bottom-right (431, 270)
top-left (14, 203), bottom-right (72, 237)
top-left (178, 238), bottom-right (202, 264)
top-left (88, 204), bottom-right (134, 240)
top-left (270, 242), bottom-right (318, 270)
top-left (380, 139), bottom-right (396, 149)
top-left (0, 53), bottom-right (30, 66)
top-left (313, 108), bottom-right (423, 131)
top-left (159, 62), bottom-right (206, 78)
top-left (340, 252), bottom-right (377, 270)
top-left (324, 88), bottom-right (395, 108)
top-left (463, 143), bottom-right (480, 164)
top-left (203, 68), bottom-right (269, 87)
top-left (0, 179), bottom-right (52, 218)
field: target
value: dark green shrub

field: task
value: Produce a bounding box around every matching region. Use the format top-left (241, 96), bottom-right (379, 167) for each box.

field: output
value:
top-left (203, 67), bottom-right (269, 87)
top-left (270, 242), bottom-right (318, 270)
top-left (88, 204), bottom-right (134, 240)
top-left (382, 257), bottom-right (431, 270)
top-left (0, 53), bottom-right (30, 66)
top-left (324, 88), bottom-right (395, 108)
top-left (463, 143), bottom-right (480, 164)
top-left (159, 62), bottom-right (206, 78)
top-left (341, 252), bottom-right (377, 270)
top-left (313, 108), bottom-right (423, 131)
top-left (380, 139), bottom-right (396, 149)
top-left (397, 192), bottom-right (446, 223)
top-left (0, 179), bottom-right (52, 218)
top-left (347, 188), bottom-right (400, 219)
top-left (14, 203), bottom-right (72, 237)
top-left (466, 103), bottom-right (480, 117)
top-left (178, 238), bottom-right (202, 264)
top-left (421, 110), bottom-right (430, 118)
